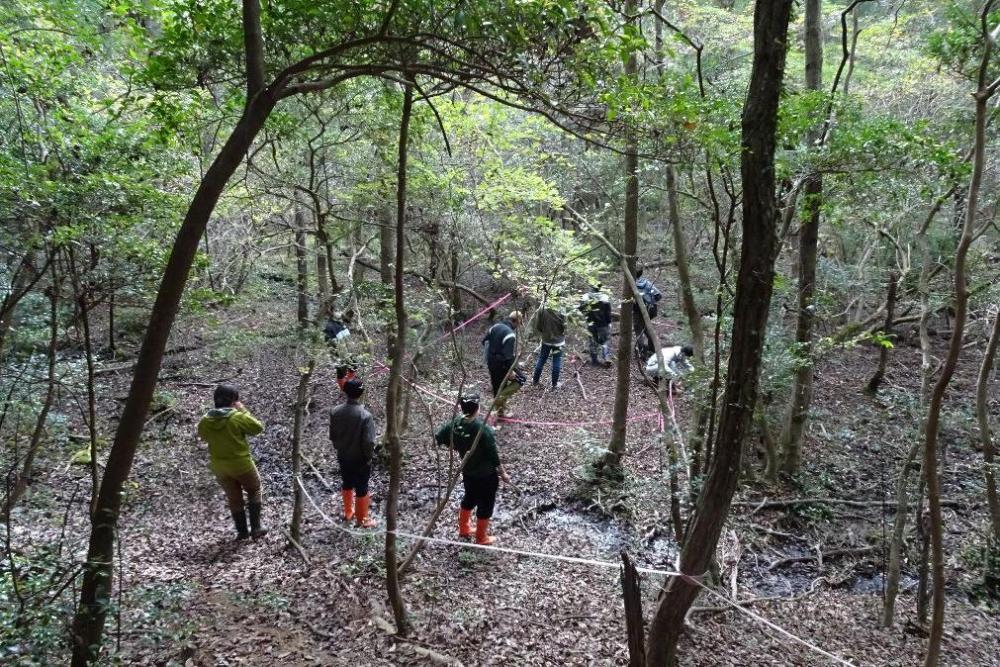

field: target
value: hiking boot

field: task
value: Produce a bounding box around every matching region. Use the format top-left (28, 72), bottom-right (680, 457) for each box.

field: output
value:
top-left (247, 502), bottom-right (268, 540)
top-left (231, 509), bottom-right (250, 541)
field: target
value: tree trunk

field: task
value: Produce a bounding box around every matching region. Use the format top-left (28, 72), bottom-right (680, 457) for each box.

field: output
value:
top-left (70, 33), bottom-right (278, 662)
top-left (379, 206), bottom-right (394, 285)
top-left (67, 247), bottom-right (102, 516)
top-left (353, 219), bottom-right (367, 284)
top-left (883, 193), bottom-right (950, 626)
top-left (622, 552), bottom-right (646, 667)
top-left (599, 0), bottom-right (639, 477)
top-left (920, 14), bottom-right (998, 661)
top-left (645, 2), bottom-right (793, 663)
top-left (384, 82), bottom-right (413, 637)
top-left (864, 271), bottom-right (898, 395)
top-left (289, 361), bottom-right (314, 543)
top-left (665, 164), bottom-right (710, 482)
top-left (448, 240), bottom-right (462, 315)
top-left (975, 307), bottom-right (1000, 545)
top-left (317, 237), bottom-right (329, 310)
top-left (0, 250), bottom-right (48, 366)
top-left (666, 166), bottom-right (704, 359)
top-left (843, 9), bottom-right (860, 96)
top-left (295, 211), bottom-right (309, 327)
top-left (781, 0), bottom-right (823, 476)
top-left (107, 271), bottom-right (116, 357)
top-left (2, 265), bottom-right (59, 517)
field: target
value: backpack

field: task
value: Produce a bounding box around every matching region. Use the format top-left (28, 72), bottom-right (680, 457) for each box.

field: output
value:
top-left (640, 290), bottom-right (658, 320)
top-left (638, 280), bottom-right (660, 320)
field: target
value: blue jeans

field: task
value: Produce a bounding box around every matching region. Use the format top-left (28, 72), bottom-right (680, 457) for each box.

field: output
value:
top-left (533, 343), bottom-right (563, 386)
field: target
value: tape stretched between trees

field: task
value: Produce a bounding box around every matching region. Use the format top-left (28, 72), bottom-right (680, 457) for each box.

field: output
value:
top-left (294, 475), bottom-right (855, 666)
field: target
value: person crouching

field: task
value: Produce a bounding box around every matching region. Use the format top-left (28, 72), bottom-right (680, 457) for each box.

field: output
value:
top-left (435, 394), bottom-right (510, 545)
top-left (197, 384), bottom-right (268, 541)
top-left (329, 378), bottom-right (378, 528)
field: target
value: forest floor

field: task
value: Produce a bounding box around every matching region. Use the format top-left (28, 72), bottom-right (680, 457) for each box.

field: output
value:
top-left (8, 282), bottom-right (1000, 666)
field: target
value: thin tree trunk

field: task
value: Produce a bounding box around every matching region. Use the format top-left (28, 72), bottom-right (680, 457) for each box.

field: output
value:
top-left (2, 264), bottom-right (59, 517)
top-left (0, 250), bottom-right (50, 367)
top-left (448, 240), bottom-right (462, 315)
top-left (600, 0), bottom-right (639, 477)
top-left (666, 166), bottom-right (704, 359)
top-left (920, 10), bottom-right (999, 662)
top-left (781, 0), bottom-right (823, 475)
top-left (645, 2), bottom-right (793, 663)
top-left (882, 437), bottom-right (922, 626)
top-left (316, 237), bottom-right (329, 310)
top-left (843, 9), bottom-right (860, 96)
top-left (384, 82), bottom-right (413, 637)
top-left (353, 220), bottom-right (367, 284)
top-left (70, 5), bottom-right (277, 655)
top-left (865, 271), bottom-right (898, 395)
top-left (67, 247), bottom-right (102, 515)
top-left (289, 361), bottom-right (314, 543)
top-left (379, 206), bottom-right (394, 285)
top-left (665, 165), bottom-right (709, 481)
top-left (975, 308), bottom-right (1000, 545)
top-left (295, 211), bottom-right (309, 327)
top-left (883, 192), bottom-right (951, 626)
top-left (107, 271), bottom-right (116, 357)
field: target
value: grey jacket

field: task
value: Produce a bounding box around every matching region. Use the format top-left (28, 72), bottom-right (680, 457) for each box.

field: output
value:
top-left (329, 399), bottom-right (376, 463)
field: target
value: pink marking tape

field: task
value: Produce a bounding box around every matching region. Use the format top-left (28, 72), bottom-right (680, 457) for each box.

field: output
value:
top-left (440, 292), bottom-right (513, 341)
top-left (497, 411), bottom-right (661, 428)
top-left (372, 360), bottom-right (454, 406)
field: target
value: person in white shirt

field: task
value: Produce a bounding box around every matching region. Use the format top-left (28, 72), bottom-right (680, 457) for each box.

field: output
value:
top-left (645, 345), bottom-right (695, 380)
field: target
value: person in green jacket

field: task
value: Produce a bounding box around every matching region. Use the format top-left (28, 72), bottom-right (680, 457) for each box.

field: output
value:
top-left (530, 305), bottom-right (566, 390)
top-left (197, 384), bottom-right (267, 540)
top-left (435, 393), bottom-right (510, 545)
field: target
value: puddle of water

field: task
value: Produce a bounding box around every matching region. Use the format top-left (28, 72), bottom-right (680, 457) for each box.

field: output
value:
top-left (846, 569), bottom-right (918, 594)
top-left (534, 508), bottom-right (681, 571)
top-left (540, 509), bottom-right (628, 553)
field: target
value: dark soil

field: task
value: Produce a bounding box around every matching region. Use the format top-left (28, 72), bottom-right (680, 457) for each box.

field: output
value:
top-left (7, 291), bottom-right (1000, 666)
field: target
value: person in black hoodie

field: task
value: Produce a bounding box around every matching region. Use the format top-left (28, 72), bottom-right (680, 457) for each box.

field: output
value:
top-left (633, 268), bottom-right (662, 359)
top-left (329, 378), bottom-right (378, 528)
top-left (580, 282), bottom-right (613, 367)
top-left (435, 394), bottom-right (510, 544)
top-left (482, 310), bottom-right (524, 416)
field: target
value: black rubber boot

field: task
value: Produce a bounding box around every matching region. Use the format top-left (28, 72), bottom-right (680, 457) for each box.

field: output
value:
top-left (231, 509), bottom-right (250, 540)
top-left (248, 502), bottom-right (268, 540)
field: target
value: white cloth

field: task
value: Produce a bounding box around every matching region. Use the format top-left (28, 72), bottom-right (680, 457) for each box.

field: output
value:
top-left (645, 346), bottom-right (692, 378)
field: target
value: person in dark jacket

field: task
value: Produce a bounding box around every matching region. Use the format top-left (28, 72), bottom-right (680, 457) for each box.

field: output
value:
top-left (329, 378), bottom-right (378, 528)
top-left (435, 394), bottom-right (510, 544)
top-left (580, 282), bottom-right (613, 367)
top-left (197, 384), bottom-right (268, 540)
top-left (482, 310), bottom-right (524, 416)
top-left (633, 268), bottom-right (662, 359)
top-left (531, 305), bottom-right (567, 389)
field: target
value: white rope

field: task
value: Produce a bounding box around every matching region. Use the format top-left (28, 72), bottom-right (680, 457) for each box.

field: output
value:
top-left (294, 475), bottom-right (856, 666)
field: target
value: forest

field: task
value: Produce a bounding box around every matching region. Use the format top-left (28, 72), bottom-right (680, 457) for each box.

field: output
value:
top-left (2, 0), bottom-right (1000, 665)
